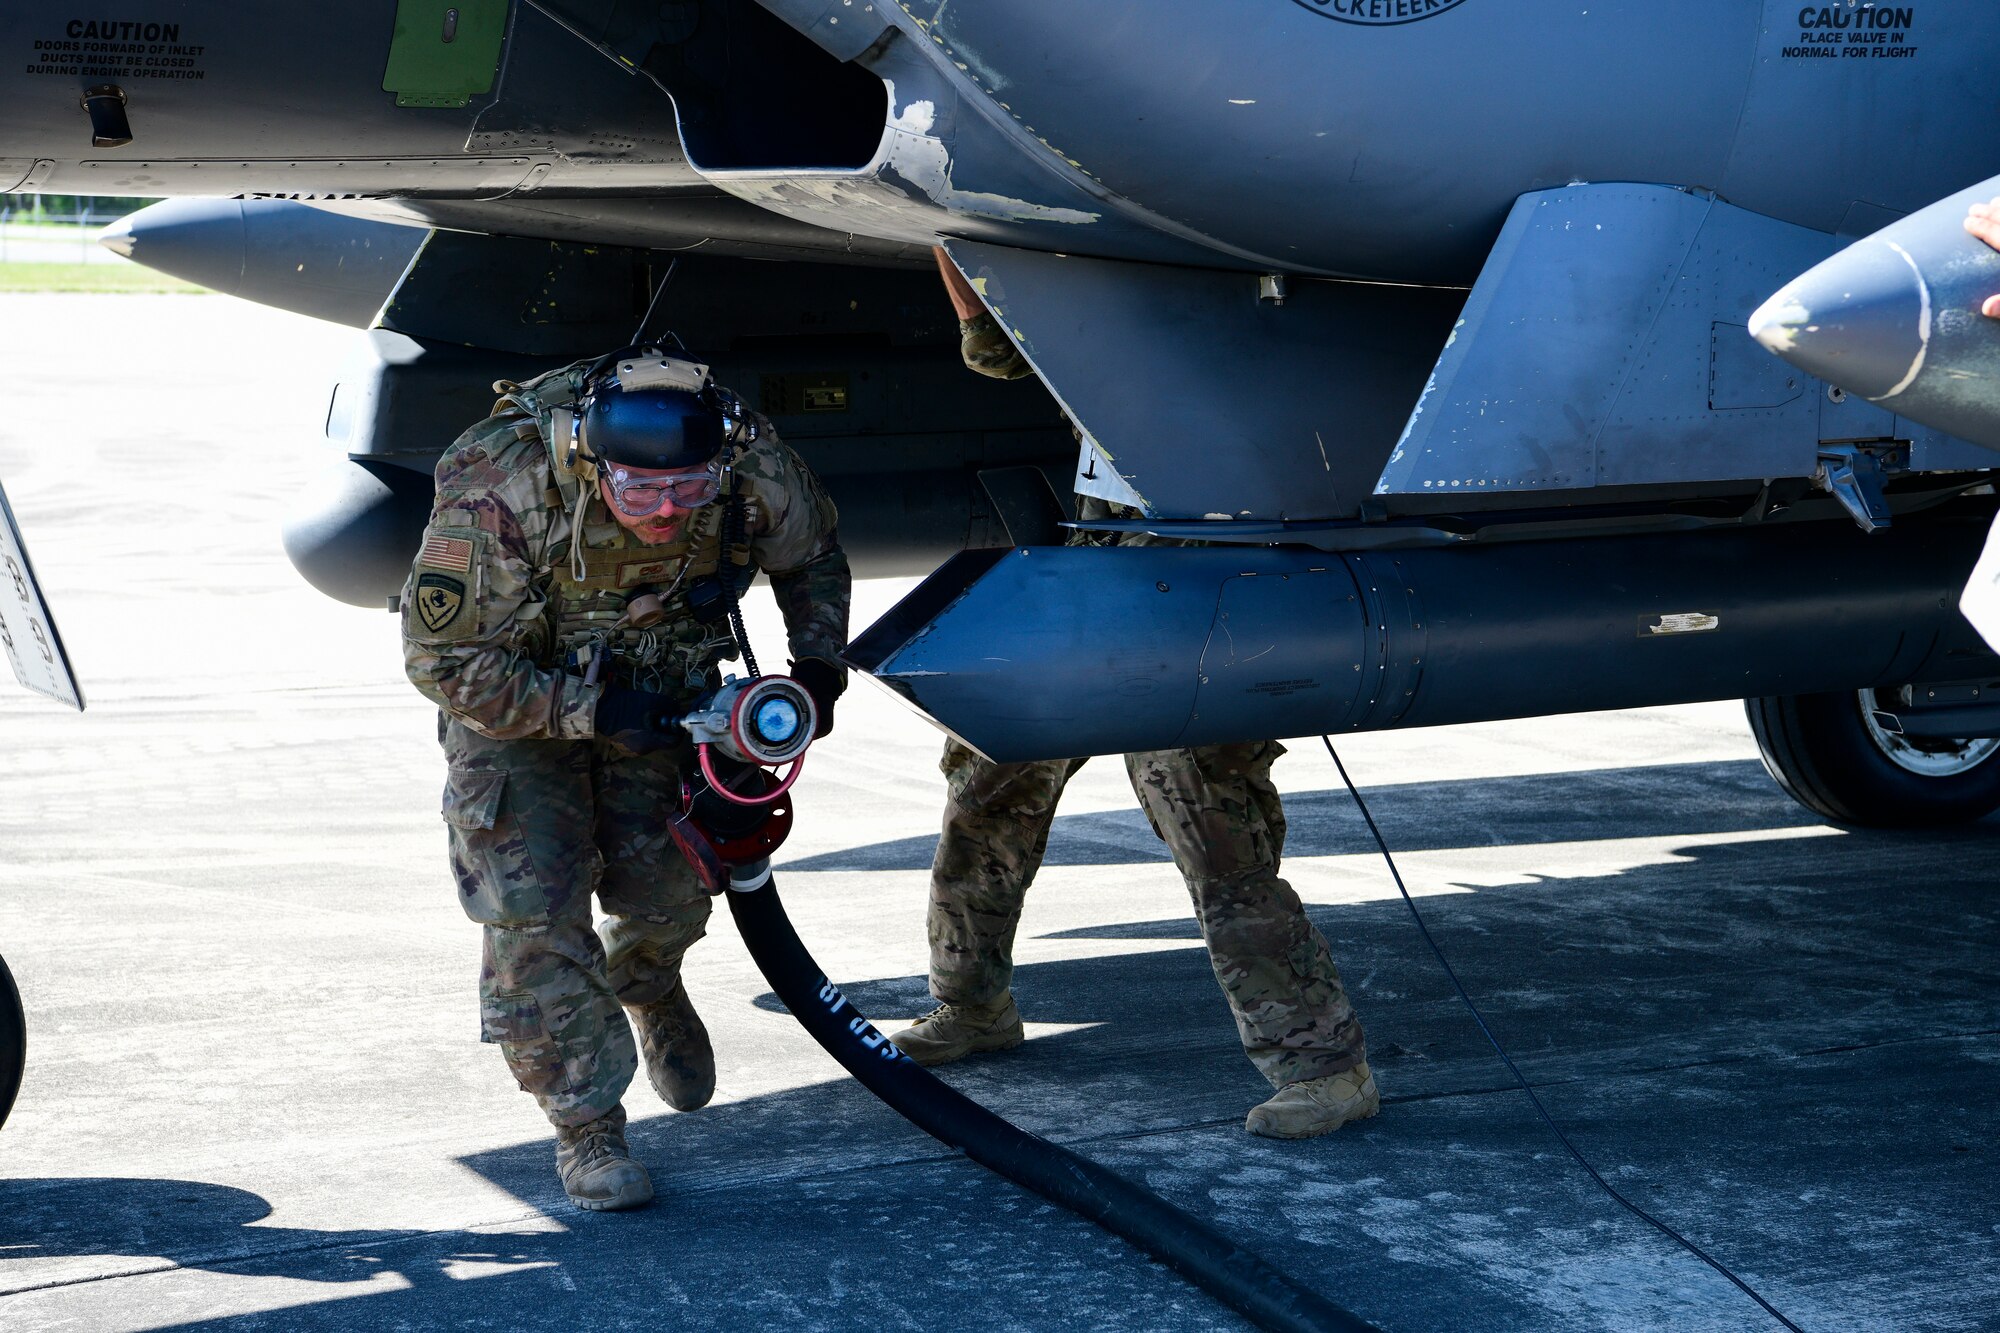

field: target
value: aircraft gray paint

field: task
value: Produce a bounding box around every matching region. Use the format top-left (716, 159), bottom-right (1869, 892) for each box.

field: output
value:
top-left (98, 197), bottom-right (427, 328)
top-left (4, 0), bottom-right (2000, 824)
top-left (1752, 173), bottom-right (2000, 454)
top-left (3, 3), bottom-right (1979, 276)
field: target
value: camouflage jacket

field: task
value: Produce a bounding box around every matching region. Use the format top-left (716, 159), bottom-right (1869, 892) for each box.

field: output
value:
top-left (960, 312), bottom-right (1033, 381)
top-left (402, 392), bottom-right (849, 742)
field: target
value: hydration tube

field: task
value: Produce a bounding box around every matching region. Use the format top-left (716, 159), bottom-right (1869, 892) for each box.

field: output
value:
top-left (723, 863), bottom-right (1378, 1333)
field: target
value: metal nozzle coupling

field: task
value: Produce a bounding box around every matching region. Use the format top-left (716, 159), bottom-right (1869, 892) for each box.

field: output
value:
top-left (680, 674), bottom-right (817, 768)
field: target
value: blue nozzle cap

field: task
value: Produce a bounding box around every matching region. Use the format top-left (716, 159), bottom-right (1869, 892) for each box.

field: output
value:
top-left (753, 697), bottom-right (802, 745)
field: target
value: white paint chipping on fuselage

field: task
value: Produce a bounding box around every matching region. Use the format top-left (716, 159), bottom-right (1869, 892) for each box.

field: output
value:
top-left (888, 93), bottom-right (937, 136)
top-left (1378, 318), bottom-right (1464, 490)
top-left (877, 79), bottom-right (1100, 225)
top-left (923, 0), bottom-right (1012, 94)
top-left (1747, 294), bottom-right (1810, 355)
top-left (698, 78), bottom-right (1099, 242)
top-left (1872, 239), bottom-right (1931, 401)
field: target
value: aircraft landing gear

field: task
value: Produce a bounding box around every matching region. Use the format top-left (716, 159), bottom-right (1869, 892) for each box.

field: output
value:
top-left (0, 952), bottom-right (22, 1131)
top-left (1746, 690), bottom-right (2000, 827)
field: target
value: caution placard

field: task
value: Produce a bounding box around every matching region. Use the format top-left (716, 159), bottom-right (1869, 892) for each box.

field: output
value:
top-left (0, 480), bottom-right (84, 710)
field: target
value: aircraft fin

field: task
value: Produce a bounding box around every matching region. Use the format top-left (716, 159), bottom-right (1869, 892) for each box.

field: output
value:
top-left (0, 479), bottom-right (84, 711)
top-left (1373, 183), bottom-right (1968, 500)
top-left (942, 240), bottom-right (1460, 521)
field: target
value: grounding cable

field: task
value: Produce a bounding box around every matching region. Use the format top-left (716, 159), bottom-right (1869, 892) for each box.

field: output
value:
top-left (1320, 736), bottom-right (1806, 1333)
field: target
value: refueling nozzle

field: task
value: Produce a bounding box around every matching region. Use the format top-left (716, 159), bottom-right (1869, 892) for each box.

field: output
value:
top-left (664, 674), bottom-right (817, 891)
top-left (679, 673), bottom-right (816, 768)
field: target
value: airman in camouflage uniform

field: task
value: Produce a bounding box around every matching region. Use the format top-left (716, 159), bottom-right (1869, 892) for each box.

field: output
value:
top-left (894, 267), bottom-right (1376, 1139)
top-left (957, 310), bottom-right (1034, 381)
top-left (404, 349), bottom-right (849, 1208)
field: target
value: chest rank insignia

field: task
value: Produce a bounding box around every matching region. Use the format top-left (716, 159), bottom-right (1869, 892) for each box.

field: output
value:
top-left (619, 558), bottom-right (676, 588)
top-left (416, 572), bottom-right (466, 633)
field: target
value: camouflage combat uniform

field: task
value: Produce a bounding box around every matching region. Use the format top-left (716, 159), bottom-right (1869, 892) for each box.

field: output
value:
top-left (958, 312), bottom-right (1036, 381)
top-left (927, 320), bottom-right (1367, 1089)
top-left (403, 363), bottom-right (849, 1129)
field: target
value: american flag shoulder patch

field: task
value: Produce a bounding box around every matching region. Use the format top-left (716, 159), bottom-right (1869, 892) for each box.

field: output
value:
top-left (420, 533), bottom-right (474, 573)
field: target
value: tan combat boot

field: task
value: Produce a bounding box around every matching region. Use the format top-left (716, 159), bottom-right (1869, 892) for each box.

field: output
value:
top-left (555, 1106), bottom-right (654, 1211)
top-left (629, 979), bottom-right (715, 1112)
top-left (1244, 1061), bottom-right (1380, 1140)
top-left (889, 994), bottom-right (1025, 1066)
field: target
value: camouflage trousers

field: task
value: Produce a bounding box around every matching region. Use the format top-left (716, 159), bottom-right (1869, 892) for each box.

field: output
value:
top-left (441, 717), bottom-right (708, 1129)
top-left (930, 738), bottom-right (1366, 1088)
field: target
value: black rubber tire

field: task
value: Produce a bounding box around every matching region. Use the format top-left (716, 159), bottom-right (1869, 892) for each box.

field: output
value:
top-left (0, 952), bottom-right (23, 1132)
top-left (1745, 691), bottom-right (2000, 827)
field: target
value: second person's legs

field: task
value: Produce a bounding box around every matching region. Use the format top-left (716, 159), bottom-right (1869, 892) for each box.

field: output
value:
top-left (1125, 741), bottom-right (1376, 1136)
top-left (893, 739), bottom-right (1083, 1063)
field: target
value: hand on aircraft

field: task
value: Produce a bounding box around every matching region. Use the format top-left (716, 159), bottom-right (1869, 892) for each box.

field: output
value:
top-left (595, 684), bottom-right (687, 756)
top-left (1963, 197), bottom-right (2000, 317)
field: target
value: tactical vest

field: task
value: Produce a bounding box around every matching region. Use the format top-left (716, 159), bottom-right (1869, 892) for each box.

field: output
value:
top-left (493, 361), bottom-right (759, 698)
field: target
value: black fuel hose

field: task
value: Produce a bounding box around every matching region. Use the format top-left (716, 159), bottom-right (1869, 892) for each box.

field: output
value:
top-left (725, 868), bottom-right (1377, 1333)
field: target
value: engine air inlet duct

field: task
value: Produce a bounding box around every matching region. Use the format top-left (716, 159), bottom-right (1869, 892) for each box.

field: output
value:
top-left (723, 869), bottom-right (1377, 1333)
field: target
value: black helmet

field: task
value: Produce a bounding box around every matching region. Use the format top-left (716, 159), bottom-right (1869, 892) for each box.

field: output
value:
top-left (577, 346), bottom-right (728, 470)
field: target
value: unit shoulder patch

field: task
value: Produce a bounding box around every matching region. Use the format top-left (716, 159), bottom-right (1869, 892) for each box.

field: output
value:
top-left (407, 525), bottom-right (489, 642)
top-left (415, 572), bottom-right (468, 634)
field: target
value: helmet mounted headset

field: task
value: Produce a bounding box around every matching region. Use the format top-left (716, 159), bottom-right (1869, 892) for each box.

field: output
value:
top-left (568, 347), bottom-right (745, 516)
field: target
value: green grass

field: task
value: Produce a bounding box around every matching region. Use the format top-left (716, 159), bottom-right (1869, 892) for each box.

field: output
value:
top-left (0, 262), bottom-right (209, 294)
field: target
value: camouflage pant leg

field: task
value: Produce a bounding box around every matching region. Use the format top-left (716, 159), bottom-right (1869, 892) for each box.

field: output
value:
top-left (442, 719), bottom-right (635, 1130)
top-left (592, 741), bottom-right (711, 1010)
top-left (928, 739), bottom-right (1087, 1006)
top-left (1123, 740), bottom-right (1367, 1088)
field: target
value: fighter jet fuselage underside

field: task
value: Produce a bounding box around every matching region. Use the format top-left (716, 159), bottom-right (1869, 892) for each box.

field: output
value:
top-left (7, 0), bottom-right (2000, 824)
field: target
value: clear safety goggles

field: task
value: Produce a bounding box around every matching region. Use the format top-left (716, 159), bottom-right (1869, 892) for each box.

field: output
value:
top-left (602, 463), bottom-right (722, 517)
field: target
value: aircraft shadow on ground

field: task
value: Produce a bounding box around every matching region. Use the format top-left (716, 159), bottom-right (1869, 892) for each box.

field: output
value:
top-left (0, 1178), bottom-right (427, 1286)
top-left (779, 759), bottom-right (1806, 873)
top-left (8, 820), bottom-right (1997, 1331)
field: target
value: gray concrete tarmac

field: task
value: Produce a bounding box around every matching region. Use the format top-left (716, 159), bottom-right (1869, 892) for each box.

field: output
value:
top-left (2, 296), bottom-right (1997, 1332)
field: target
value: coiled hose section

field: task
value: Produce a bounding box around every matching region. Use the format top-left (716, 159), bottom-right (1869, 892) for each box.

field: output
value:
top-left (725, 869), bottom-right (1376, 1333)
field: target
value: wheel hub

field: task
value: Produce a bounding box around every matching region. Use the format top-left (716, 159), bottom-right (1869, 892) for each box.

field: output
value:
top-left (1859, 690), bottom-right (2000, 777)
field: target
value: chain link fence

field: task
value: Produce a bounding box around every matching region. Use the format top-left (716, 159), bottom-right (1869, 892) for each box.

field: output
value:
top-left (0, 194), bottom-right (157, 264)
